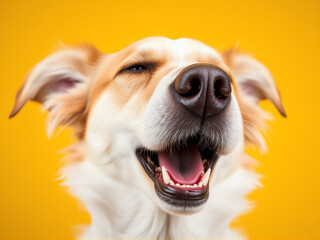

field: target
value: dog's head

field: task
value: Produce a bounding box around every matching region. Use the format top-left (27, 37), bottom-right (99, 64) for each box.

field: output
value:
top-left (10, 37), bottom-right (286, 214)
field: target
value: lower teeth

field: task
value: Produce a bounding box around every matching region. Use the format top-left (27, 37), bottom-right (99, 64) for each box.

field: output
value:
top-left (161, 166), bottom-right (212, 188)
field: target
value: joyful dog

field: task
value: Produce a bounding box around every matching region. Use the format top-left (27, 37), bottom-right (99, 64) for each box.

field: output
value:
top-left (10, 37), bottom-right (286, 239)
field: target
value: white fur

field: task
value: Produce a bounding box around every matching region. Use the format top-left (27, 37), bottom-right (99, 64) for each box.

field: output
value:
top-left (62, 157), bottom-right (260, 239)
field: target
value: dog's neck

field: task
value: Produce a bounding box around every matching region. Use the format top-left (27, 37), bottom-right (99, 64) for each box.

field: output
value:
top-left (62, 154), bottom-right (258, 239)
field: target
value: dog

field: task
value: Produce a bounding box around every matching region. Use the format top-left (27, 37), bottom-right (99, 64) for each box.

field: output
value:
top-left (10, 37), bottom-right (286, 239)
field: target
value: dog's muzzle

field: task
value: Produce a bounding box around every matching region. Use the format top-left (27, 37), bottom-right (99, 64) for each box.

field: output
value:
top-left (136, 64), bottom-right (233, 213)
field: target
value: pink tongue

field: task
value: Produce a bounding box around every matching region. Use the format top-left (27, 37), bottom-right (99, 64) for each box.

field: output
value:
top-left (158, 144), bottom-right (204, 185)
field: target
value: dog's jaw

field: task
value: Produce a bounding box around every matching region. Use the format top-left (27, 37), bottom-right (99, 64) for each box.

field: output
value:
top-left (61, 151), bottom-right (257, 239)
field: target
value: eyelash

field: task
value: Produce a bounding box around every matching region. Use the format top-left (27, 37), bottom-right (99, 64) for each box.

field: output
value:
top-left (119, 63), bottom-right (155, 74)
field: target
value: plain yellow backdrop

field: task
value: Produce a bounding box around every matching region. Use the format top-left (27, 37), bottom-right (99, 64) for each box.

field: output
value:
top-left (1, 0), bottom-right (320, 239)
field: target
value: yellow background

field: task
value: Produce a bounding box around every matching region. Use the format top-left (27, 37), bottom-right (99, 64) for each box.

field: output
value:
top-left (1, 0), bottom-right (320, 239)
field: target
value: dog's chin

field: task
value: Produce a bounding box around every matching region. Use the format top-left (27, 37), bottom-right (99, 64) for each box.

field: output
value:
top-left (136, 134), bottom-right (219, 214)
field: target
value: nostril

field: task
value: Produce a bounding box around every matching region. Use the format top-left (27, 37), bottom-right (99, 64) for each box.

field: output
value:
top-left (177, 78), bottom-right (201, 97)
top-left (213, 76), bottom-right (231, 100)
top-left (182, 78), bottom-right (201, 97)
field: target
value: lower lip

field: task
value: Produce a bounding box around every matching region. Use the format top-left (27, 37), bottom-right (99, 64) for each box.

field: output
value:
top-left (154, 173), bottom-right (209, 202)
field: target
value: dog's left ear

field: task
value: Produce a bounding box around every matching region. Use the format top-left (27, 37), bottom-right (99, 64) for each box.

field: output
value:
top-left (222, 49), bottom-right (286, 117)
top-left (222, 49), bottom-right (286, 151)
top-left (9, 44), bottom-right (102, 137)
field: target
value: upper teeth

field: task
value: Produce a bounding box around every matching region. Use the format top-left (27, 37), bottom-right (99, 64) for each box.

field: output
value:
top-left (201, 168), bottom-right (211, 186)
top-left (161, 167), bottom-right (212, 188)
top-left (162, 166), bottom-right (171, 184)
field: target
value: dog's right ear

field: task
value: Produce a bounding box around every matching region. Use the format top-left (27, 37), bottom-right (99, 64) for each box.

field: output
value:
top-left (9, 45), bottom-right (102, 137)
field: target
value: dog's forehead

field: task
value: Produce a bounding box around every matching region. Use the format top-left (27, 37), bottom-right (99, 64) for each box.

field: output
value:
top-left (128, 37), bottom-right (222, 63)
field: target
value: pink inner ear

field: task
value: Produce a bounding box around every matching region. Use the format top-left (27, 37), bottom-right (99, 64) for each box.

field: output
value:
top-left (54, 78), bottom-right (80, 93)
top-left (34, 77), bottom-right (81, 103)
top-left (240, 82), bottom-right (256, 96)
top-left (240, 81), bottom-right (264, 100)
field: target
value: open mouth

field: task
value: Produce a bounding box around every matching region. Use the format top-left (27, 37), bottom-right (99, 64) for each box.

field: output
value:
top-left (136, 134), bottom-right (219, 210)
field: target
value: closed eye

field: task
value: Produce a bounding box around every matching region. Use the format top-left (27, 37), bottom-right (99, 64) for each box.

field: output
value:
top-left (118, 62), bottom-right (156, 74)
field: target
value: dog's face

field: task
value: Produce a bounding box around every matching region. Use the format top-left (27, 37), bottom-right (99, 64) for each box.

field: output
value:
top-left (10, 37), bottom-right (286, 214)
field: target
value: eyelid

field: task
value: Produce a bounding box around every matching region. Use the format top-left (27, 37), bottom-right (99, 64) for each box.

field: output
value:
top-left (118, 62), bottom-right (157, 75)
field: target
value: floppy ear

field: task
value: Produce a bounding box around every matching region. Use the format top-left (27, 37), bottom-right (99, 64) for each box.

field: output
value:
top-left (9, 44), bottom-right (102, 138)
top-left (222, 49), bottom-right (286, 151)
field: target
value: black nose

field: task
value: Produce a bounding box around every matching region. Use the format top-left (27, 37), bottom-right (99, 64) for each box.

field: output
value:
top-left (172, 64), bottom-right (232, 118)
